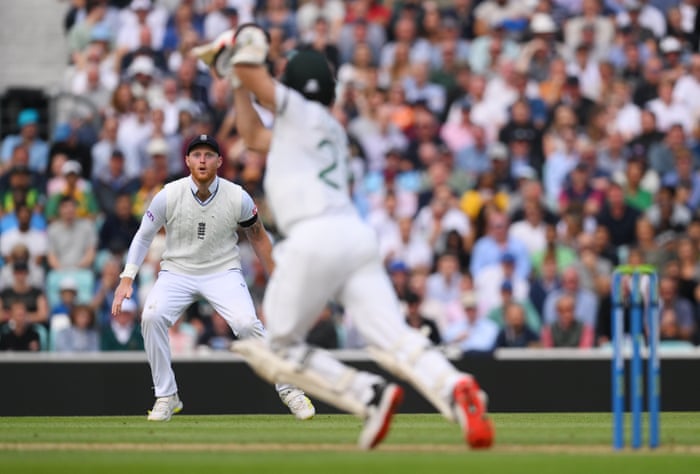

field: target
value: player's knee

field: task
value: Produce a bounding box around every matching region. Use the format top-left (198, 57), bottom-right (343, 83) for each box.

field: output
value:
top-left (236, 319), bottom-right (265, 340)
top-left (140, 304), bottom-right (165, 328)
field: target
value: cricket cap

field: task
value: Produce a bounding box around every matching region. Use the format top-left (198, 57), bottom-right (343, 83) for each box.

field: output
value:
top-left (186, 134), bottom-right (220, 155)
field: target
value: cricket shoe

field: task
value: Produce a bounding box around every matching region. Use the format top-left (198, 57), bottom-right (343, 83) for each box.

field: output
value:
top-left (452, 377), bottom-right (494, 448)
top-left (280, 389), bottom-right (316, 420)
top-left (358, 383), bottom-right (404, 450)
top-left (147, 393), bottom-right (183, 421)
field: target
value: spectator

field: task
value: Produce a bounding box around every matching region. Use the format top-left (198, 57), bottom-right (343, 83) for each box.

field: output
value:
top-left (442, 290), bottom-right (499, 355)
top-left (487, 279), bottom-right (541, 334)
top-left (494, 301), bottom-right (541, 348)
top-left (542, 266), bottom-right (599, 327)
top-left (0, 300), bottom-right (41, 351)
top-left (404, 291), bottom-right (441, 345)
top-left (425, 252), bottom-right (462, 305)
top-left (658, 275), bottom-right (696, 343)
top-left (0, 109), bottom-right (49, 175)
top-left (0, 243), bottom-right (45, 291)
top-left (306, 304), bottom-right (341, 350)
top-left (93, 149), bottom-right (140, 215)
top-left (49, 277), bottom-right (80, 323)
top-left (47, 197), bottom-right (98, 271)
top-left (45, 160), bottom-right (99, 221)
top-left (470, 210), bottom-right (530, 280)
top-left (596, 181), bottom-right (642, 248)
top-left (475, 253), bottom-right (530, 318)
top-left (53, 304), bottom-right (100, 352)
top-left (541, 293), bottom-right (595, 348)
top-left (0, 202), bottom-right (48, 268)
top-left (91, 258), bottom-right (124, 329)
top-left (100, 296), bottom-right (144, 351)
top-left (0, 260), bottom-right (49, 326)
top-left (198, 311), bottom-right (235, 351)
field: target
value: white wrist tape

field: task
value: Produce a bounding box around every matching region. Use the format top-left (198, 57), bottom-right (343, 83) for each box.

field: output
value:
top-left (119, 263), bottom-right (139, 280)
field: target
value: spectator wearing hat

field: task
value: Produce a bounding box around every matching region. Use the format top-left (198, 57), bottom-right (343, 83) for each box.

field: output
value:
top-left (487, 278), bottom-right (541, 333)
top-left (0, 109), bottom-right (49, 176)
top-left (49, 277), bottom-right (80, 324)
top-left (0, 260), bottom-right (49, 326)
top-left (517, 12), bottom-right (566, 82)
top-left (124, 54), bottom-right (166, 106)
top-left (45, 160), bottom-right (99, 221)
top-left (100, 296), bottom-right (144, 351)
top-left (442, 290), bottom-right (499, 355)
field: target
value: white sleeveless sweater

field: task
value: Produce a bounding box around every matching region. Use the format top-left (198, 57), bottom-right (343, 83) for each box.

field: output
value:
top-left (160, 177), bottom-right (243, 275)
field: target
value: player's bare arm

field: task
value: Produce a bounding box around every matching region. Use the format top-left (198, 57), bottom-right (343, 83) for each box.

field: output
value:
top-left (232, 85), bottom-right (272, 154)
top-left (243, 218), bottom-right (275, 276)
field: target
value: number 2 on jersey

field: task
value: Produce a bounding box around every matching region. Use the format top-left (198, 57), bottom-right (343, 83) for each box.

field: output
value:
top-left (317, 139), bottom-right (341, 189)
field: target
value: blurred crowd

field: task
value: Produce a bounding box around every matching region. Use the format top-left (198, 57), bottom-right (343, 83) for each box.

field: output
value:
top-left (1, 0), bottom-right (700, 354)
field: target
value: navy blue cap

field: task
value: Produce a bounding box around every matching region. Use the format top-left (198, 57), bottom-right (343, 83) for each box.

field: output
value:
top-left (501, 252), bottom-right (516, 264)
top-left (186, 134), bottom-right (220, 155)
top-left (500, 280), bottom-right (513, 292)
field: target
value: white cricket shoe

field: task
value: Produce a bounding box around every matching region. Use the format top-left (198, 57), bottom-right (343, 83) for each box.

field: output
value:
top-left (358, 383), bottom-right (404, 450)
top-left (280, 389), bottom-right (316, 420)
top-left (147, 394), bottom-right (183, 421)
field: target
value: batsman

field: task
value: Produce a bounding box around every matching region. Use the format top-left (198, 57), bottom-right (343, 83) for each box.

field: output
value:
top-left (193, 25), bottom-right (495, 450)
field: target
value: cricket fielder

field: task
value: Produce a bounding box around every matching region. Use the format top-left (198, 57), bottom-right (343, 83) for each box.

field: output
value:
top-left (112, 134), bottom-right (315, 421)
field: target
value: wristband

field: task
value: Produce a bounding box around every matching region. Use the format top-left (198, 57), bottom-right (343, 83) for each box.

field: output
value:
top-left (119, 263), bottom-right (139, 279)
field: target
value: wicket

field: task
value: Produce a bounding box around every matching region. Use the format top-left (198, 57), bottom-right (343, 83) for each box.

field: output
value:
top-left (611, 264), bottom-right (660, 450)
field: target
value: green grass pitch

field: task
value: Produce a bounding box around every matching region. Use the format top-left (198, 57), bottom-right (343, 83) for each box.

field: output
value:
top-left (1, 413), bottom-right (699, 473)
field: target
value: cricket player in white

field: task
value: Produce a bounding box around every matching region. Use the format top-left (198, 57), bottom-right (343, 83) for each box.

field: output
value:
top-left (112, 134), bottom-right (315, 422)
top-left (193, 26), bottom-right (495, 449)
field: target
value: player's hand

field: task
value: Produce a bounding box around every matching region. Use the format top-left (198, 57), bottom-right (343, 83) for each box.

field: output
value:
top-left (112, 279), bottom-right (134, 316)
top-left (191, 29), bottom-right (237, 79)
top-left (231, 23), bottom-right (269, 66)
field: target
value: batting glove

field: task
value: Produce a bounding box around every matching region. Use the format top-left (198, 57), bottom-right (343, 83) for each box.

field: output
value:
top-left (231, 23), bottom-right (270, 66)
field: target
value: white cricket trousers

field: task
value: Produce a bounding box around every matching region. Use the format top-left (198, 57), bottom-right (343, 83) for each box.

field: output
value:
top-left (142, 268), bottom-right (265, 397)
top-left (263, 214), bottom-right (465, 406)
